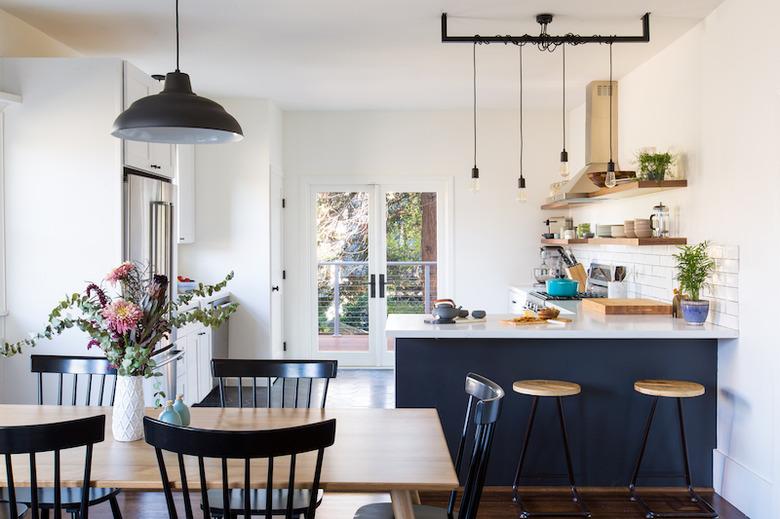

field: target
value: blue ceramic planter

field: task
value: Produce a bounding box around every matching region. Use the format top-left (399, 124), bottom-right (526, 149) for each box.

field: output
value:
top-left (681, 300), bottom-right (709, 325)
top-left (158, 401), bottom-right (182, 426)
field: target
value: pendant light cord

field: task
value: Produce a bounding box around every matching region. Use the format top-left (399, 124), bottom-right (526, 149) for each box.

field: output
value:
top-left (519, 45), bottom-right (524, 178)
top-left (561, 43), bottom-right (566, 151)
top-left (175, 0), bottom-right (181, 72)
top-left (473, 42), bottom-right (477, 169)
top-left (608, 42), bottom-right (613, 163)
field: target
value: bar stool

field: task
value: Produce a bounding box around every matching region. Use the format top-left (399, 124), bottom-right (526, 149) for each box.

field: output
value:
top-left (629, 379), bottom-right (717, 518)
top-left (511, 379), bottom-right (590, 518)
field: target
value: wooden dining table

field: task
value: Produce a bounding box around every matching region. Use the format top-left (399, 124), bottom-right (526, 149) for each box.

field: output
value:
top-left (0, 405), bottom-right (459, 519)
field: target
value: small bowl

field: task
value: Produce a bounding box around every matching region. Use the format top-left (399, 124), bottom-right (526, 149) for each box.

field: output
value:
top-left (542, 233), bottom-right (555, 239)
top-left (471, 310), bottom-right (486, 319)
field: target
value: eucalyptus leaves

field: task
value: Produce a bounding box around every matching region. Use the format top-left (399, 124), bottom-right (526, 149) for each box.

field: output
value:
top-left (1, 262), bottom-right (237, 377)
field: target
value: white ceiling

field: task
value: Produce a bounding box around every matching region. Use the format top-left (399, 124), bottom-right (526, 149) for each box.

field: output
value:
top-left (0, 0), bottom-right (724, 110)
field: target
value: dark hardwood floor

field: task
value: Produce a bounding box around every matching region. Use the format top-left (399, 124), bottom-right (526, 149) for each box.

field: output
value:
top-left (86, 370), bottom-right (744, 518)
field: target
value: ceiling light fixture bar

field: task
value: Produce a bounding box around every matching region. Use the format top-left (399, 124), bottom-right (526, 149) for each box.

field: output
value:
top-left (440, 12), bottom-right (650, 46)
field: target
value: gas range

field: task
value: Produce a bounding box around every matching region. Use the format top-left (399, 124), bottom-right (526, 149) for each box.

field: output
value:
top-left (525, 290), bottom-right (606, 311)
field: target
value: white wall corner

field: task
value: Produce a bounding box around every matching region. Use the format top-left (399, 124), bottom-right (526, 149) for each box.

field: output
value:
top-left (713, 448), bottom-right (772, 518)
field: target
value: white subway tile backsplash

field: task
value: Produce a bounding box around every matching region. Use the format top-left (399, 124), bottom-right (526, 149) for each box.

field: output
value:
top-left (569, 242), bottom-right (739, 329)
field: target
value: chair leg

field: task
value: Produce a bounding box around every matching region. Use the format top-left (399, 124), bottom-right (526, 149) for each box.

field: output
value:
top-left (512, 396), bottom-right (539, 504)
top-left (109, 495), bottom-right (123, 519)
top-left (556, 397), bottom-right (590, 518)
top-left (630, 397), bottom-right (718, 518)
top-left (629, 396), bottom-right (659, 497)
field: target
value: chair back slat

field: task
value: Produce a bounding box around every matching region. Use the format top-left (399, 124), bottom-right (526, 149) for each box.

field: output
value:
top-left (154, 447), bottom-right (178, 519)
top-left (177, 453), bottom-right (193, 518)
top-left (31, 355), bottom-right (117, 407)
top-left (211, 359), bottom-right (338, 409)
top-left (0, 415), bottom-right (104, 519)
top-left (446, 373), bottom-right (504, 519)
top-left (144, 417), bottom-right (336, 519)
top-left (307, 449), bottom-right (325, 519)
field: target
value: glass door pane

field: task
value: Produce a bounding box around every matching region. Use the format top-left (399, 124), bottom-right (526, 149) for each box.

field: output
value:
top-left (384, 192), bottom-right (438, 353)
top-left (316, 191), bottom-right (372, 355)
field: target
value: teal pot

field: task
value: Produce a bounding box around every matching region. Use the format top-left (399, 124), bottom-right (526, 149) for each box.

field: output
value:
top-left (158, 400), bottom-right (183, 426)
top-left (173, 395), bottom-right (191, 426)
top-left (545, 278), bottom-right (579, 297)
top-left (681, 299), bottom-right (709, 325)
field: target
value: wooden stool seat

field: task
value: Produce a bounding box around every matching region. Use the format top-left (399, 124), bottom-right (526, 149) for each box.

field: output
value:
top-left (634, 379), bottom-right (704, 398)
top-left (513, 379), bottom-right (581, 397)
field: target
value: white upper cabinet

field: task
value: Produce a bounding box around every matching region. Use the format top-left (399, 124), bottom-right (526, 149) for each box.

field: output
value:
top-left (122, 62), bottom-right (174, 179)
top-left (176, 144), bottom-right (196, 244)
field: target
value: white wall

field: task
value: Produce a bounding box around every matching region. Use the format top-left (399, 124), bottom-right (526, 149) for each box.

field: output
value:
top-left (566, 0), bottom-right (780, 514)
top-left (0, 58), bottom-right (124, 403)
top-left (0, 9), bottom-right (77, 58)
top-left (283, 110), bottom-right (560, 358)
top-left (178, 98), bottom-right (282, 359)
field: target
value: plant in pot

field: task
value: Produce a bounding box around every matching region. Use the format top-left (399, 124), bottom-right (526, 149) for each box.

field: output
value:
top-left (636, 150), bottom-right (675, 182)
top-left (2, 262), bottom-right (237, 441)
top-left (674, 242), bottom-right (716, 325)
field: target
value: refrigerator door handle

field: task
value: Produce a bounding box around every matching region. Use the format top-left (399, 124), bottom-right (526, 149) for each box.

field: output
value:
top-left (150, 201), bottom-right (173, 282)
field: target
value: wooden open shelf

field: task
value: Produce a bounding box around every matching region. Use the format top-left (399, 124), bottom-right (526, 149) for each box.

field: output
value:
top-left (542, 237), bottom-right (687, 247)
top-left (541, 180), bottom-right (687, 210)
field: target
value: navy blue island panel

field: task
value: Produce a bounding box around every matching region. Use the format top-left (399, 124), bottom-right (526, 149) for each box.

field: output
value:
top-left (395, 337), bottom-right (717, 487)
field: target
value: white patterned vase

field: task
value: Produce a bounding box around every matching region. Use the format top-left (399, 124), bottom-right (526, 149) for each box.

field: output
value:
top-left (112, 375), bottom-right (145, 442)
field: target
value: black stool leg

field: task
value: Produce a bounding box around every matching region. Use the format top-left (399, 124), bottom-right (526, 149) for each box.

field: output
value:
top-left (629, 396), bottom-right (718, 518)
top-left (556, 397), bottom-right (590, 517)
top-left (512, 396), bottom-right (538, 505)
top-left (513, 396), bottom-right (590, 518)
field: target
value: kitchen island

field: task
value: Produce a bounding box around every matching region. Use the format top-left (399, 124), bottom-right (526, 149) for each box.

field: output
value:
top-left (388, 306), bottom-right (737, 488)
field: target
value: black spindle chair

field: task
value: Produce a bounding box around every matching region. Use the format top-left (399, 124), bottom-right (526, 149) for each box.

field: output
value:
top-left (212, 360), bottom-right (337, 409)
top-left (25, 355), bottom-right (122, 518)
top-left (143, 416), bottom-right (337, 519)
top-left (0, 415), bottom-right (106, 519)
top-left (354, 372), bottom-right (505, 519)
top-left (32, 355), bottom-right (118, 406)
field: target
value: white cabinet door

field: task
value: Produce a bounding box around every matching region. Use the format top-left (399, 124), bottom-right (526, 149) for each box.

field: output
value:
top-left (196, 328), bottom-right (213, 402)
top-left (122, 63), bottom-right (150, 173)
top-left (122, 62), bottom-right (175, 178)
top-left (176, 144), bottom-right (196, 244)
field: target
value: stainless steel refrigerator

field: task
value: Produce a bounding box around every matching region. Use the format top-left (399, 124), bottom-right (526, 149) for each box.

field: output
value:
top-left (123, 169), bottom-right (174, 295)
top-left (123, 169), bottom-right (182, 404)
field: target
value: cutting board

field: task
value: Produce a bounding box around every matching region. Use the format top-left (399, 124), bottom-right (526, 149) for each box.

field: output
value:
top-left (582, 298), bottom-right (672, 315)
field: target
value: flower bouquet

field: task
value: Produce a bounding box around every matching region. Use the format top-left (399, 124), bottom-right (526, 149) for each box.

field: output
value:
top-left (2, 262), bottom-right (238, 440)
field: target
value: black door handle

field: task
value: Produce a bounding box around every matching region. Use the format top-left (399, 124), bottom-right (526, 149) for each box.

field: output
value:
top-left (369, 274), bottom-right (376, 298)
top-left (272, 285), bottom-right (279, 292)
top-left (379, 274), bottom-right (386, 298)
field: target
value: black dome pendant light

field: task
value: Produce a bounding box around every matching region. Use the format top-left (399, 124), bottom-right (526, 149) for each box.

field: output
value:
top-left (111, 0), bottom-right (243, 144)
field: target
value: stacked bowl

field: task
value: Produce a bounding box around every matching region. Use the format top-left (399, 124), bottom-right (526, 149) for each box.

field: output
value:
top-left (611, 225), bottom-right (626, 238)
top-left (596, 224), bottom-right (613, 238)
top-left (634, 218), bottom-right (653, 238)
top-left (624, 220), bottom-right (636, 238)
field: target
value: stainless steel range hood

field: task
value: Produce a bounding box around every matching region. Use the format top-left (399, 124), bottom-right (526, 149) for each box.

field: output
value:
top-left (546, 80), bottom-right (632, 204)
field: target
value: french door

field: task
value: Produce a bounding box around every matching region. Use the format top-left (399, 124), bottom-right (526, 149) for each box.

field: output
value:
top-left (308, 181), bottom-right (450, 367)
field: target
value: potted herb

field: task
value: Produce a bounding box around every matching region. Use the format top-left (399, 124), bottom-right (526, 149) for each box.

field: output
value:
top-left (636, 150), bottom-right (674, 181)
top-left (674, 242), bottom-right (716, 325)
top-left (2, 262), bottom-right (237, 441)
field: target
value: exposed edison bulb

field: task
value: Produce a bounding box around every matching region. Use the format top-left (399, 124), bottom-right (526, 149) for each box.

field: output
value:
top-left (516, 176), bottom-right (527, 203)
top-left (559, 150), bottom-right (570, 179)
top-left (470, 167), bottom-right (480, 193)
top-left (605, 161), bottom-right (617, 188)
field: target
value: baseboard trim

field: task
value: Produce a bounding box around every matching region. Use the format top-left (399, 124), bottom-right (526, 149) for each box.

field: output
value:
top-left (713, 448), bottom-right (770, 517)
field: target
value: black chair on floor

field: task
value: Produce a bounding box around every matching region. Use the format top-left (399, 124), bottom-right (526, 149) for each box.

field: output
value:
top-left (0, 503), bottom-right (28, 519)
top-left (212, 359), bottom-right (338, 409)
top-left (21, 355), bottom-right (122, 518)
top-left (0, 415), bottom-right (106, 519)
top-left (353, 372), bottom-right (505, 519)
top-left (144, 416), bottom-right (337, 519)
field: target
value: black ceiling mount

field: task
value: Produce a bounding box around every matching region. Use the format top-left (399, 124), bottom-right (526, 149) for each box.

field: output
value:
top-left (441, 12), bottom-right (650, 46)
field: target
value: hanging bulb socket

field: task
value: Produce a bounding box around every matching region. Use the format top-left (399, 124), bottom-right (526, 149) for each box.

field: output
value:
top-left (470, 166), bottom-right (480, 192)
top-left (605, 160), bottom-right (617, 188)
top-left (518, 176), bottom-right (526, 189)
top-left (560, 150), bottom-right (568, 163)
top-left (516, 176), bottom-right (527, 203)
top-left (472, 166), bottom-right (480, 179)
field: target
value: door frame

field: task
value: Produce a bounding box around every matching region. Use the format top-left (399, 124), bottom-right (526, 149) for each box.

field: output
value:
top-left (302, 176), bottom-right (453, 367)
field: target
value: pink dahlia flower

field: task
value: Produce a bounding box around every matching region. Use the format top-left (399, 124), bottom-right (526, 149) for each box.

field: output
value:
top-left (102, 299), bottom-right (143, 335)
top-left (105, 262), bottom-right (135, 285)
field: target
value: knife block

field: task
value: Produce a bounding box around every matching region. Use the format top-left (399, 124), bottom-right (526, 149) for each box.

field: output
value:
top-left (566, 263), bottom-right (588, 292)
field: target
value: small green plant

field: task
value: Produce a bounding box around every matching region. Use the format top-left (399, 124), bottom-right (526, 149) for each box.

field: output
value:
top-left (674, 241), bottom-right (715, 301)
top-left (636, 151), bottom-right (674, 181)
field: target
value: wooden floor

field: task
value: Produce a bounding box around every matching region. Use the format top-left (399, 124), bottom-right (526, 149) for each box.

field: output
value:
top-left (87, 489), bottom-right (747, 518)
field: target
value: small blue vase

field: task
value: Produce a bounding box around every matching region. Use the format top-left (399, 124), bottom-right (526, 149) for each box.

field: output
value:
top-left (173, 395), bottom-right (191, 426)
top-left (681, 299), bottom-right (709, 325)
top-left (158, 401), bottom-right (182, 426)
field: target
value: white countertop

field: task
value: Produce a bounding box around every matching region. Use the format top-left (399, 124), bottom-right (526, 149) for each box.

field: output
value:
top-left (386, 312), bottom-right (738, 339)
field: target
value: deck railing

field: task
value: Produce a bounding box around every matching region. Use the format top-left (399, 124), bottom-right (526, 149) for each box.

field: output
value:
top-left (317, 260), bottom-right (437, 336)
